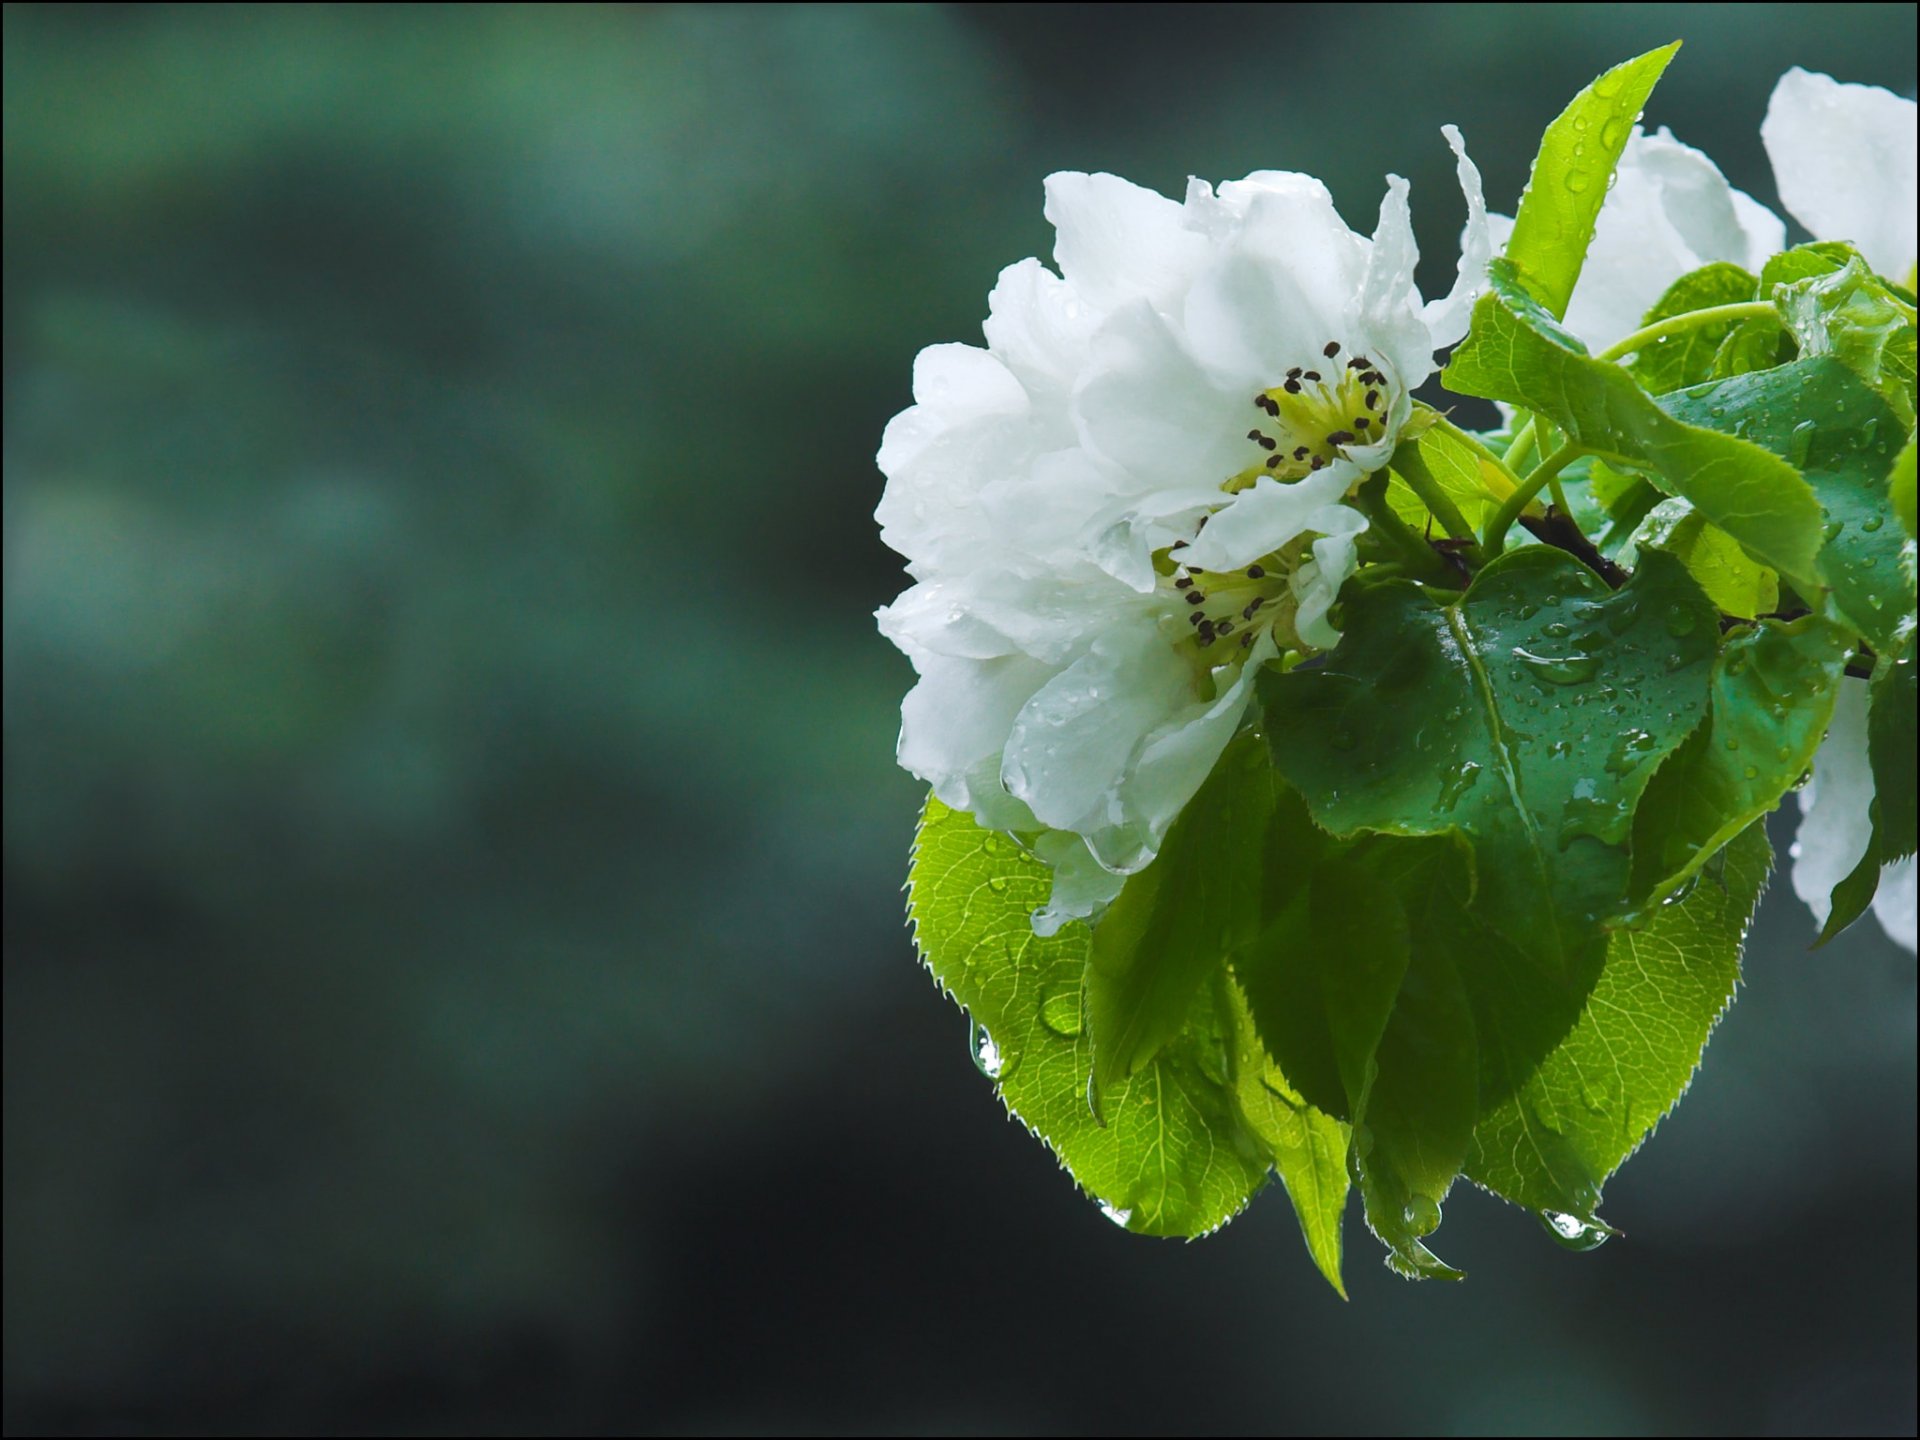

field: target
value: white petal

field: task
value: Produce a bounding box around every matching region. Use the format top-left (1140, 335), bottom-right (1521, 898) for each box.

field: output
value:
top-left (1031, 831), bottom-right (1127, 936)
top-left (896, 646), bottom-right (1052, 832)
top-left (1087, 631), bottom-right (1276, 873)
top-left (1872, 856), bottom-right (1917, 954)
top-left (983, 258), bottom-right (1097, 408)
top-left (1358, 174), bottom-right (1436, 388)
top-left (1073, 299), bottom-right (1247, 493)
top-left (911, 342), bottom-right (1029, 424)
top-left (1421, 125), bottom-right (1493, 347)
top-left (1043, 172), bottom-right (1208, 312)
top-left (1000, 624), bottom-right (1193, 838)
top-left (1790, 678), bottom-right (1876, 928)
top-left (1181, 469), bottom-right (1357, 572)
top-left (1291, 506), bottom-right (1369, 650)
top-left (1763, 68), bottom-right (1918, 280)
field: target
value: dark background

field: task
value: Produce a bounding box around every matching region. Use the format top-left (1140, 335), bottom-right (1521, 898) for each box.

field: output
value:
top-left (4, 4), bottom-right (1915, 1434)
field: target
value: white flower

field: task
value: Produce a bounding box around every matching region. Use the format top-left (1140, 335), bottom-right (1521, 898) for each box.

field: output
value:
top-left (1496, 69), bottom-right (1917, 352)
top-left (1762, 67), bottom-right (1918, 284)
top-left (878, 133), bottom-right (1490, 931)
top-left (1790, 678), bottom-right (1917, 954)
top-left (1488, 126), bottom-right (1785, 350)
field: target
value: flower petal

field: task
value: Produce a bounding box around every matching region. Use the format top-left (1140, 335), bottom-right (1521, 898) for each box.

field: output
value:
top-left (1872, 857), bottom-right (1917, 955)
top-left (896, 646), bottom-right (1051, 832)
top-left (1181, 468), bottom-right (1357, 572)
top-left (1031, 831), bottom-right (1128, 936)
top-left (1421, 125), bottom-right (1493, 347)
top-left (1763, 68), bottom-right (1918, 280)
top-left (1791, 678), bottom-right (1876, 929)
top-left (1073, 299), bottom-right (1248, 493)
top-left (1044, 172), bottom-right (1208, 313)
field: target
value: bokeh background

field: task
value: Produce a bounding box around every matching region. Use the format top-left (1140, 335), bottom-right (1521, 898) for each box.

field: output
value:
top-left (4, 3), bottom-right (1915, 1434)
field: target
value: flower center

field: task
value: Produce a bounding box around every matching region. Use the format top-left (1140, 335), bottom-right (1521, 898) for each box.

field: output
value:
top-left (1232, 340), bottom-right (1394, 489)
top-left (1160, 536), bottom-right (1304, 659)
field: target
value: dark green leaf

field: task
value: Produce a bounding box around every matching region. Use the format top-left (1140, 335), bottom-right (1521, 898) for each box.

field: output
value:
top-left (909, 798), bottom-right (1268, 1236)
top-left (1891, 433), bottom-right (1917, 539)
top-left (1087, 733), bottom-right (1276, 1104)
top-left (1257, 546), bottom-right (1717, 964)
top-left (1628, 261), bottom-right (1758, 394)
top-left (1445, 260), bottom-right (1828, 591)
top-left (1629, 617), bottom-right (1850, 904)
top-left (1503, 43), bottom-right (1682, 320)
top-left (1662, 357), bottom-right (1909, 651)
top-left (1711, 241), bottom-right (1857, 379)
top-left (1467, 823), bottom-right (1771, 1226)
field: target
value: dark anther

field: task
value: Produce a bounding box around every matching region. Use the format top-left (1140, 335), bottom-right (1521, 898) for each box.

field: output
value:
top-left (1348, 355), bottom-right (1371, 370)
top-left (1302, 370), bottom-right (1322, 382)
top-left (1266, 455), bottom-right (1283, 469)
top-left (1186, 590), bottom-right (1206, 605)
top-left (1243, 598), bottom-right (1265, 618)
top-left (1188, 611), bottom-right (1206, 626)
top-left (1246, 564), bottom-right (1266, 579)
top-left (1240, 632), bottom-right (1255, 648)
top-left (1327, 430), bottom-right (1354, 445)
top-left (1364, 389), bottom-right (1379, 408)
top-left (1354, 417), bottom-right (1371, 429)
top-left (1286, 366), bottom-right (1302, 379)
top-left (1174, 575), bottom-right (1193, 589)
top-left (1362, 371), bottom-right (1384, 386)
top-left (1309, 456), bottom-right (1325, 470)
top-left (1247, 429), bottom-right (1263, 442)
top-left (1217, 619), bottom-right (1236, 635)
top-left (1171, 539), bottom-right (1188, 550)
top-left (1323, 341), bottom-right (1340, 358)
top-left (1258, 435), bottom-right (1277, 450)
top-left (1293, 446), bottom-right (1309, 461)
top-left (1283, 379), bottom-right (1302, 394)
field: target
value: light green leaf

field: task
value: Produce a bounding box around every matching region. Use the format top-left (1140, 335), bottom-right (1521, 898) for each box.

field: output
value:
top-left (1387, 412), bottom-right (1511, 535)
top-left (1710, 241), bottom-right (1856, 379)
top-left (1257, 546), bottom-right (1717, 965)
top-left (1662, 357), bottom-right (1909, 651)
top-left (1891, 433), bottom-right (1917, 539)
top-left (1628, 261), bottom-right (1758, 394)
top-left (1626, 498), bottom-right (1779, 618)
top-left (1223, 978), bottom-right (1350, 1298)
top-left (1503, 42), bottom-right (1682, 321)
top-left (909, 798), bottom-right (1268, 1237)
top-left (1628, 617), bottom-right (1849, 905)
top-left (1445, 260), bottom-right (1828, 591)
top-left (1467, 823), bottom-right (1770, 1226)
top-left (1776, 255), bottom-right (1918, 429)
top-left (1087, 733), bottom-right (1276, 1104)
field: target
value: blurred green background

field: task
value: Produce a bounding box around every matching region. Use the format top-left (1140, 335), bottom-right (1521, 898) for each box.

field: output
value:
top-left (3, 4), bottom-right (1914, 1434)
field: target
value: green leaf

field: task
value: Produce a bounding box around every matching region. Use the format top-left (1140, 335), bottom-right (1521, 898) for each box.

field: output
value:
top-left (1467, 823), bottom-right (1771, 1226)
top-left (1710, 241), bottom-right (1856, 379)
top-left (909, 798), bottom-right (1269, 1237)
top-left (1662, 357), bottom-right (1909, 651)
top-left (1256, 546), bottom-right (1717, 964)
top-left (1890, 433), bottom-right (1917, 539)
top-left (1087, 733), bottom-right (1275, 1105)
top-left (1776, 256), bottom-right (1918, 430)
top-left (1387, 412), bottom-right (1511, 534)
top-left (1445, 259), bottom-right (1828, 591)
top-left (1626, 499), bottom-right (1779, 618)
top-left (1502, 42), bottom-right (1682, 321)
top-left (1628, 261), bottom-right (1759, 394)
top-left (1628, 617), bottom-right (1850, 904)
top-left (1869, 637), bottom-right (1917, 862)
top-left (1223, 978), bottom-right (1350, 1298)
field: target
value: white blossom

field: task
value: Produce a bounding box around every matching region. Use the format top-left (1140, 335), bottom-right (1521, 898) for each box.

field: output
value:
top-left (1790, 679), bottom-right (1917, 955)
top-left (1762, 67), bottom-right (1918, 284)
top-left (878, 135), bottom-right (1489, 931)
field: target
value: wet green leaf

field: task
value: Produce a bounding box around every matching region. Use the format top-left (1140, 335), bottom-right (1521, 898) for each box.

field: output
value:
top-left (1628, 261), bottom-right (1758, 394)
top-left (1662, 357), bottom-right (1909, 651)
top-left (1625, 499), bottom-right (1779, 618)
top-left (1257, 546), bottom-right (1717, 963)
top-left (1445, 260), bottom-right (1828, 591)
top-left (1502, 42), bottom-right (1681, 321)
top-left (909, 798), bottom-right (1268, 1237)
top-left (1629, 617), bottom-right (1849, 905)
top-left (1776, 255), bottom-right (1918, 429)
top-left (1467, 823), bottom-right (1771, 1226)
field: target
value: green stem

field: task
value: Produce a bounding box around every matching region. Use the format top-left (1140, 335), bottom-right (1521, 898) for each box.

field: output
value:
top-left (1388, 439), bottom-right (1480, 553)
top-left (1353, 474), bottom-right (1453, 584)
top-left (1593, 301), bottom-right (1777, 364)
top-left (1503, 417), bottom-right (1538, 470)
top-left (1482, 443), bottom-right (1583, 555)
top-left (1546, 472), bottom-right (1573, 516)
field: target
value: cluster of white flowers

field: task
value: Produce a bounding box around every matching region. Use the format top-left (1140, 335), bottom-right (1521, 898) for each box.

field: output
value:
top-left (875, 132), bottom-right (1489, 930)
top-left (876, 67), bottom-right (1916, 951)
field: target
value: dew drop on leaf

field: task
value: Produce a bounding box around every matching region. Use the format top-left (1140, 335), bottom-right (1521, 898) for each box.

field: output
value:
top-left (970, 1019), bottom-right (1008, 1080)
top-left (1662, 604), bottom-right (1697, 637)
top-left (1099, 1201), bottom-right (1134, 1229)
top-left (1788, 419), bottom-right (1816, 467)
top-left (1539, 1210), bottom-right (1612, 1252)
top-left (1039, 986), bottom-right (1083, 1038)
top-left (1403, 1195), bottom-right (1443, 1236)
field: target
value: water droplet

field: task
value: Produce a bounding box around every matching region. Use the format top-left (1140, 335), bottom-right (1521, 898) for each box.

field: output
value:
top-left (1559, 783), bottom-right (1631, 848)
top-left (1723, 736), bottom-right (1741, 752)
top-left (1513, 647), bottom-right (1601, 686)
top-left (1098, 1201), bottom-right (1134, 1229)
top-left (1541, 621), bottom-right (1573, 640)
top-left (1822, 519), bottom-right (1844, 543)
top-left (1663, 604), bottom-right (1697, 637)
top-left (1040, 986), bottom-right (1083, 1037)
top-left (1540, 1210), bottom-right (1613, 1252)
top-left (985, 875), bottom-right (1009, 895)
top-left (1605, 601), bottom-right (1640, 636)
top-left (1725, 649), bottom-right (1749, 678)
top-left (1435, 760), bottom-right (1483, 811)
top-left (1565, 171), bottom-right (1592, 195)
top-left (1663, 871), bottom-right (1700, 906)
top-left (1548, 740), bottom-right (1572, 759)
top-left (1788, 419), bottom-right (1816, 467)
top-left (970, 1020), bottom-right (1007, 1079)
top-left (1403, 1195), bottom-right (1442, 1236)
top-left (1604, 728), bottom-right (1658, 775)
top-left (1862, 514), bottom-right (1885, 533)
